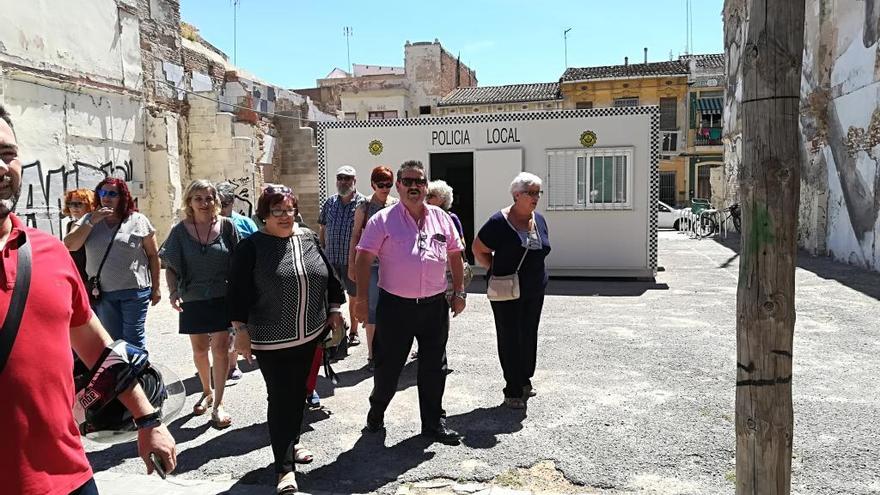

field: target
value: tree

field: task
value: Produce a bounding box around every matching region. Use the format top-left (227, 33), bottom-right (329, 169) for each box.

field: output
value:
top-left (735, 0), bottom-right (805, 494)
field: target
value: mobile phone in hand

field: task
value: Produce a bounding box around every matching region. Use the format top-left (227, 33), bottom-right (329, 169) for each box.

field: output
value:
top-left (150, 452), bottom-right (167, 479)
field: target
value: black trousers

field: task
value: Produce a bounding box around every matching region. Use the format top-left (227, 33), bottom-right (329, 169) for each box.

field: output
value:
top-left (490, 294), bottom-right (545, 398)
top-left (370, 290), bottom-right (449, 428)
top-left (254, 338), bottom-right (319, 474)
top-left (69, 478), bottom-right (98, 495)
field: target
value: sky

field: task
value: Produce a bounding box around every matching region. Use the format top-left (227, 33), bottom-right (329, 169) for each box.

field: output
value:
top-left (180, 0), bottom-right (724, 90)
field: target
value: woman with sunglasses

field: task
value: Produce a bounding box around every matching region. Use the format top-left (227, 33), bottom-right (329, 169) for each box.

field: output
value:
top-left (64, 177), bottom-right (161, 349)
top-left (472, 172), bottom-right (551, 410)
top-left (159, 180), bottom-right (238, 429)
top-left (347, 166), bottom-right (398, 371)
top-left (228, 184), bottom-right (345, 495)
top-left (62, 188), bottom-right (96, 285)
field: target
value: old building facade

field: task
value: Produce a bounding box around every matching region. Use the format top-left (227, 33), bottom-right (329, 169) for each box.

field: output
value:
top-left (681, 53), bottom-right (726, 207)
top-left (434, 83), bottom-right (563, 116)
top-left (560, 57), bottom-right (690, 206)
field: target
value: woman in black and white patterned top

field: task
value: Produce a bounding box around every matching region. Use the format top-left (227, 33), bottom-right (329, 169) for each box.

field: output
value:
top-left (228, 184), bottom-right (345, 495)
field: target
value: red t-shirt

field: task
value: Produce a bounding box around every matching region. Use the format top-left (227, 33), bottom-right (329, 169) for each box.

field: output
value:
top-left (0, 214), bottom-right (94, 495)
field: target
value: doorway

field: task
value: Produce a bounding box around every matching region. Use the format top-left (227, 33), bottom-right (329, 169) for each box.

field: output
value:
top-left (429, 152), bottom-right (474, 263)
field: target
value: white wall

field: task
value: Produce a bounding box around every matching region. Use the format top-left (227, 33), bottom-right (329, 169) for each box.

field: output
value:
top-left (321, 111), bottom-right (656, 276)
top-left (0, 0), bottom-right (143, 90)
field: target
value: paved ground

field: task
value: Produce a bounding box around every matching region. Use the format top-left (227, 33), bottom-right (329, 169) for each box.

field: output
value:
top-left (86, 231), bottom-right (880, 495)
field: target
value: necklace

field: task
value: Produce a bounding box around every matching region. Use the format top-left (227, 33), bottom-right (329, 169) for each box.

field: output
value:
top-left (193, 218), bottom-right (216, 254)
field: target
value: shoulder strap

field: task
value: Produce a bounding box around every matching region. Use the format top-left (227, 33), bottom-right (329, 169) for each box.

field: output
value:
top-left (0, 234), bottom-right (33, 374)
top-left (95, 222), bottom-right (122, 281)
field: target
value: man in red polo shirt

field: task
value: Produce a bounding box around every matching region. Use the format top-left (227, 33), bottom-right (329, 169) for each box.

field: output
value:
top-left (0, 105), bottom-right (177, 495)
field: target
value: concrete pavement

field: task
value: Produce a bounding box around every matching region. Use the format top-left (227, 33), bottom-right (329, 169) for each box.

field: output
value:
top-left (87, 231), bottom-right (880, 495)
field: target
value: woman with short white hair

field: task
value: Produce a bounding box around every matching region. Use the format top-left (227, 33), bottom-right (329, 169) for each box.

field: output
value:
top-left (472, 172), bottom-right (551, 409)
top-left (426, 180), bottom-right (463, 239)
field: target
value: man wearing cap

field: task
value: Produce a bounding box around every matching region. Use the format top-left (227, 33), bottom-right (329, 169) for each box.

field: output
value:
top-left (354, 160), bottom-right (466, 445)
top-left (319, 165), bottom-right (367, 345)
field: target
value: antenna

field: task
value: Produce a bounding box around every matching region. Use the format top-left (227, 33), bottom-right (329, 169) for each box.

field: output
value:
top-left (232, 0), bottom-right (240, 65)
top-left (563, 28), bottom-right (572, 69)
top-left (343, 26), bottom-right (353, 74)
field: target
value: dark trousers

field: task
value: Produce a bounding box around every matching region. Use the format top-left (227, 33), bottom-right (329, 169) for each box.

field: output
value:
top-left (370, 290), bottom-right (449, 428)
top-left (254, 338), bottom-right (319, 474)
top-left (490, 294), bottom-right (545, 398)
top-left (70, 478), bottom-right (98, 495)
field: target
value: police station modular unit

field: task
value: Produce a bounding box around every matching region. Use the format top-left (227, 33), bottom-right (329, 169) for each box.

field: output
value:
top-left (317, 106), bottom-right (660, 278)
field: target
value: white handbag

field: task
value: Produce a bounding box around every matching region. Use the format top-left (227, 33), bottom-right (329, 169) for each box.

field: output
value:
top-left (487, 247), bottom-right (529, 302)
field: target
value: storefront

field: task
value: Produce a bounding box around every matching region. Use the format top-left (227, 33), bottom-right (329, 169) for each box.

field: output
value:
top-left (317, 107), bottom-right (660, 278)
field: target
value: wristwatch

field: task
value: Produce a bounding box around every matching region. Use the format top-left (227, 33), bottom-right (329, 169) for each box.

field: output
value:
top-left (133, 411), bottom-right (162, 430)
top-left (453, 291), bottom-right (467, 300)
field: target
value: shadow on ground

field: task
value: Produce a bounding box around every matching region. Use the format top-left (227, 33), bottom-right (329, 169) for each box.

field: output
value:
top-left (714, 233), bottom-right (880, 300)
top-left (467, 276), bottom-right (668, 297)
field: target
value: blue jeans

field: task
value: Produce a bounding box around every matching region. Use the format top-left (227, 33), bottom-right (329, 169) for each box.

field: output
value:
top-left (93, 287), bottom-right (152, 349)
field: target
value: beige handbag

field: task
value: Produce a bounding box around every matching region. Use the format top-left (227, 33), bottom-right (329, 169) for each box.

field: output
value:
top-left (487, 247), bottom-right (529, 301)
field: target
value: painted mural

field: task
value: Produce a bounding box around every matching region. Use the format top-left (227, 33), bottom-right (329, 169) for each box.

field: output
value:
top-left (725, 0), bottom-right (880, 272)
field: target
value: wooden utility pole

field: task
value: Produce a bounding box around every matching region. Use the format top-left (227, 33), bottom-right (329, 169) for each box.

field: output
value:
top-left (736, 0), bottom-right (805, 494)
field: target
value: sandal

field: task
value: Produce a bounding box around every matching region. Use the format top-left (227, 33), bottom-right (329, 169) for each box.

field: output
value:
top-left (276, 472), bottom-right (298, 494)
top-left (211, 405), bottom-right (233, 429)
top-left (348, 333), bottom-right (361, 346)
top-left (294, 443), bottom-right (314, 464)
top-left (192, 393), bottom-right (213, 416)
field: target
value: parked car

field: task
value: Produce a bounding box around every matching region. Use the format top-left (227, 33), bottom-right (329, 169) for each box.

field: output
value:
top-left (658, 200), bottom-right (682, 230)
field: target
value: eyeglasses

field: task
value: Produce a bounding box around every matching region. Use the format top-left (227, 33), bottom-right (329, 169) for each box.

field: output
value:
top-left (264, 185), bottom-right (292, 195)
top-left (523, 190), bottom-right (543, 198)
top-left (269, 209), bottom-right (296, 217)
top-left (374, 182), bottom-right (393, 189)
top-left (98, 190), bottom-right (119, 198)
top-left (399, 177), bottom-right (427, 187)
top-left (66, 201), bottom-right (85, 208)
top-left (336, 175), bottom-right (355, 181)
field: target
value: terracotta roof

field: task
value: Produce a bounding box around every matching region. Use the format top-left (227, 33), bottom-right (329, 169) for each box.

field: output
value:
top-left (561, 60), bottom-right (689, 82)
top-left (680, 53), bottom-right (725, 70)
top-left (438, 83), bottom-right (561, 106)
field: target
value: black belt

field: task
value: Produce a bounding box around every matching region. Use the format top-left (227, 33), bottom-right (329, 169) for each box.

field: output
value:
top-left (380, 289), bottom-right (445, 305)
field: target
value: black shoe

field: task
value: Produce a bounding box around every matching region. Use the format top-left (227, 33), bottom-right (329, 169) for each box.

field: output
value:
top-left (421, 425), bottom-right (461, 445)
top-left (364, 410), bottom-right (384, 433)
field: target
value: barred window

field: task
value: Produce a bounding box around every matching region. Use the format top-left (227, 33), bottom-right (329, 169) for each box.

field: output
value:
top-left (547, 148), bottom-right (634, 210)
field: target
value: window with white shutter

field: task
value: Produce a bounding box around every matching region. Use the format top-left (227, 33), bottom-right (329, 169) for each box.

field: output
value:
top-left (546, 147), bottom-right (633, 210)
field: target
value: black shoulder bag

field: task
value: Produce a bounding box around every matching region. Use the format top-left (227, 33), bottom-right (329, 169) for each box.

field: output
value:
top-left (0, 234), bottom-right (32, 374)
top-left (87, 223), bottom-right (122, 303)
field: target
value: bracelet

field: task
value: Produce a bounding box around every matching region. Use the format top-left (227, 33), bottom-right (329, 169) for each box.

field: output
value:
top-left (133, 411), bottom-right (162, 430)
top-left (328, 307), bottom-right (342, 314)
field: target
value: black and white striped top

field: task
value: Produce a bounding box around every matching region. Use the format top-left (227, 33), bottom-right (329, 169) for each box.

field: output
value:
top-left (227, 228), bottom-right (346, 351)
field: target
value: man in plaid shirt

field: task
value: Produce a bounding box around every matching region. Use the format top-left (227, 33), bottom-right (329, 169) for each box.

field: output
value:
top-left (319, 165), bottom-right (367, 344)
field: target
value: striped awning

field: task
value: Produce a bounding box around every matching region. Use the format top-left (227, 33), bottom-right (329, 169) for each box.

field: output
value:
top-left (697, 97), bottom-right (723, 114)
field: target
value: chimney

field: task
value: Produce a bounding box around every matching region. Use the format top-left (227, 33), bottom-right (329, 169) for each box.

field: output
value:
top-left (644, 47), bottom-right (648, 64)
top-left (624, 56), bottom-right (628, 66)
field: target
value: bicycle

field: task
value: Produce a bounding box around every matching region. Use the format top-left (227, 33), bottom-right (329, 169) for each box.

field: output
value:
top-left (696, 203), bottom-right (741, 238)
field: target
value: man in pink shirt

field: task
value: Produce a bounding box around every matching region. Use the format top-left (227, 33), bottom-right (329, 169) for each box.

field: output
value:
top-left (354, 160), bottom-right (466, 444)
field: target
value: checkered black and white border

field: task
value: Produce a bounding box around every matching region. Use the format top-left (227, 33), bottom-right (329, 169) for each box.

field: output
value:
top-left (316, 105), bottom-right (661, 274)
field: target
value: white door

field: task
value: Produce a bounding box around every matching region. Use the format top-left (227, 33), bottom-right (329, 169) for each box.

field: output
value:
top-left (474, 149), bottom-right (523, 230)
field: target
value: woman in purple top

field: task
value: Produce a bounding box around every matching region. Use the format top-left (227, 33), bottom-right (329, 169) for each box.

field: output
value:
top-left (472, 172), bottom-right (551, 410)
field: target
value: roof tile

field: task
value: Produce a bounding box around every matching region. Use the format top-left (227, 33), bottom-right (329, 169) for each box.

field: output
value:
top-left (438, 82), bottom-right (561, 106)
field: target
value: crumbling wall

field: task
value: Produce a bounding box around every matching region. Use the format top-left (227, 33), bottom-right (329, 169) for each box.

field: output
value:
top-left (799, 0), bottom-right (880, 270)
top-left (274, 106), bottom-right (321, 227)
top-left (724, 0), bottom-right (880, 272)
top-left (722, 0), bottom-right (746, 208)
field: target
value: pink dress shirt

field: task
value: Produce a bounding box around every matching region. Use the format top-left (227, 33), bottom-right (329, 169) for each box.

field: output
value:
top-left (357, 202), bottom-right (464, 299)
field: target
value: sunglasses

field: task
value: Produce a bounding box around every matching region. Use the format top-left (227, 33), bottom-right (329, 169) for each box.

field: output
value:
top-left (98, 190), bottom-right (120, 198)
top-left (264, 185), bottom-right (292, 195)
top-left (336, 175), bottom-right (355, 181)
top-left (523, 190), bottom-right (543, 198)
top-left (66, 201), bottom-right (85, 208)
top-left (374, 182), bottom-right (393, 189)
top-left (269, 208), bottom-right (297, 218)
top-left (399, 177), bottom-right (427, 187)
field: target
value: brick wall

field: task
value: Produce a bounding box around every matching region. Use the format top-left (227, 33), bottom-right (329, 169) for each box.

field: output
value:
top-left (137, 0), bottom-right (184, 106)
top-left (439, 47), bottom-right (477, 95)
top-left (273, 106), bottom-right (321, 226)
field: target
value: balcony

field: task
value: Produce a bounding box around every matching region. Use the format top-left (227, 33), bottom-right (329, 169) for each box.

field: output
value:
top-left (695, 127), bottom-right (723, 146)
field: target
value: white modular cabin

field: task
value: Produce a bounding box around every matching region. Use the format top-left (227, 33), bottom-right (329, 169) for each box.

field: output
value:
top-left (317, 107), bottom-right (660, 278)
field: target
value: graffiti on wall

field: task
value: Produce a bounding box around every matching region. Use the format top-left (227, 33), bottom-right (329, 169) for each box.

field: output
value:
top-left (221, 175), bottom-right (255, 218)
top-left (18, 159), bottom-right (134, 237)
